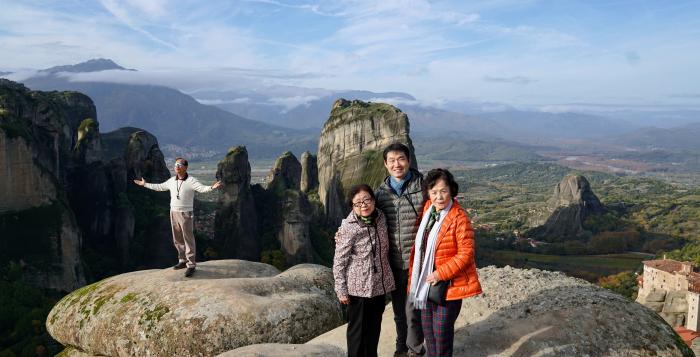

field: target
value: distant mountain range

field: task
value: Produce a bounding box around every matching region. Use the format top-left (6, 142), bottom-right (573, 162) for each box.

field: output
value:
top-left (17, 60), bottom-right (317, 158)
top-left (6, 58), bottom-right (700, 160)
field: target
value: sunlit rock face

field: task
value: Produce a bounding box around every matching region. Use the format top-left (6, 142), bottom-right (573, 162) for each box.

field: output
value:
top-left (317, 98), bottom-right (416, 225)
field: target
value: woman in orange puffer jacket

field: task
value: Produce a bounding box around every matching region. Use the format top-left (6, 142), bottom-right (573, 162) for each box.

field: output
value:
top-left (407, 168), bottom-right (482, 357)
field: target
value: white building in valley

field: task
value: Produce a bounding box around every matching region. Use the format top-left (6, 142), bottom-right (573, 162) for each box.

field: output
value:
top-left (638, 258), bottom-right (700, 331)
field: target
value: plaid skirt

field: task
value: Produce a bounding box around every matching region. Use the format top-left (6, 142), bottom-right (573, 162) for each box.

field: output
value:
top-left (420, 299), bottom-right (462, 357)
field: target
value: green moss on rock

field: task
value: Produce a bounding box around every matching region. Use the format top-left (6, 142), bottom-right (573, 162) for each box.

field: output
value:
top-left (120, 292), bottom-right (138, 303)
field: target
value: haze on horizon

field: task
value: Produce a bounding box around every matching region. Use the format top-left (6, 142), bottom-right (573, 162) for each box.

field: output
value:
top-left (1, 0), bottom-right (700, 112)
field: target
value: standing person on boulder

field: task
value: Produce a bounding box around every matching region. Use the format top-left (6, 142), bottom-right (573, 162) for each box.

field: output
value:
top-left (334, 184), bottom-right (395, 357)
top-left (133, 157), bottom-right (222, 278)
top-left (375, 143), bottom-right (427, 357)
top-left (408, 168), bottom-right (482, 357)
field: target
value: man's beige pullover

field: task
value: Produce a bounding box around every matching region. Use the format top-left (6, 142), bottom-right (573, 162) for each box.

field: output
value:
top-left (144, 176), bottom-right (213, 212)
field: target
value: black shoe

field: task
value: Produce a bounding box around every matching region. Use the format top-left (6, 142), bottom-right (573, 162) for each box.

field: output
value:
top-left (393, 352), bottom-right (408, 357)
top-left (185, 267), bottom-right (195, 278)
top-left (172, 262), bottom-right (187, 270)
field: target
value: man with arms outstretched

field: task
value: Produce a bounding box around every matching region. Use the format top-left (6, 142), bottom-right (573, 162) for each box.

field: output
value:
top-left (134, 157), bottom-right (222, 278)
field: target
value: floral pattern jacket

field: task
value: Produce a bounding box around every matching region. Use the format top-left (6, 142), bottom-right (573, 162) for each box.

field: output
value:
top-left (333, 209), bottom-right (396, 300)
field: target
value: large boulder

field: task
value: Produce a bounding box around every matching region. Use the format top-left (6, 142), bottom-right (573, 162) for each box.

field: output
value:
top-left (47, 260), bottom-right (344, 357)
top-left (529, 174), bottom-right (605, 240)
top-left (214, 146), bottom-right (260, 260)
top-left (317, 99), bottom-right (416, 225)
top-left (223, 266), bottom-right (693, 356)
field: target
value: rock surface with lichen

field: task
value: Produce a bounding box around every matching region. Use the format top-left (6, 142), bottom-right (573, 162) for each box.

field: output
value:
top-left (47, 260), bottom-right (343, 357)
top-left (219, 266), bottom-right (693, 357)
top-left (317, 98), bottom-right (416, 225)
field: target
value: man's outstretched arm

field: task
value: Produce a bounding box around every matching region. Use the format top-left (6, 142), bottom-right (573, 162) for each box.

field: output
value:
top-left (133, 177), bottom-right (170, 191)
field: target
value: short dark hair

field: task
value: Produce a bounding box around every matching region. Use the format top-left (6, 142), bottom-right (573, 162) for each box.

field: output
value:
top-left (382, 143), bottom-right (411, 162)
top-left (175, 157), bottom-right (188, 166)
top-left (424, 168), bottom-right (459, 198)
top-left (347, 184), bottom-right (376, 207)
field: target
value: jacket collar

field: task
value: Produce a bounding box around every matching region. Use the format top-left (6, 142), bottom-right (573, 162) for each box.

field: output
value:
top-left (423, 199), bottom-right (463, 237)
top-left (382, 168), bottom-right (422, 194)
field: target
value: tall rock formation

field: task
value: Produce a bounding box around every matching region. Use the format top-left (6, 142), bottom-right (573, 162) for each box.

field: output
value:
top-left (317, 99), bottom-right (416, 225)
top-left (529, 174), bottom-right (605, 241)
top-left (300, 151), bottom-right (319, 193)
top-left (100, 127), bottom-right (172, 270)
top-left (214, 146), bottom-right (260, 260)
top-left (0, 79), bottom-right (88, 291)
top-left (257, 152), bottom-right (314, 266)
top-left (266, 151), bottom-right (302, 193)
top-left (0, 79), bottom-right (173, 291)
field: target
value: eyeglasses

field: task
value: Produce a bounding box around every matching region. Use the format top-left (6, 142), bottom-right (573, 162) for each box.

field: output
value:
top-left (352, 198), bottom-right (374, 207)
top-left (175, 163), bottom-right (187, 168)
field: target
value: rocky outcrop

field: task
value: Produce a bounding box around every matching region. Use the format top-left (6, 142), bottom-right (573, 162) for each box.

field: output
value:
top-left (529, 174), bottom-right (604, 240)
top-left (218, 343), bottom-right (343, 357)
top-left (100, 127), bottom-right (172, 269)
top-left (258, 152), bottom-right (313, 266)
top-left (1, 79), bottom-right (173, 291)
top-left (214, 146), bottom-right (260, 260)
top-left (0, 129), bottom-right (57, 211)
top-left (0, 79), bottom-right (90, 291)
top-left (266, 151), bottom-right (301, 193)
top-left (317, 99), bottom-right (416, 224)
top-left (300, 151), bottom-right (318, 193)
top-left (223, 266), bottom-right (693, 356)
top-left (47, 260), bottom-right (344, 357)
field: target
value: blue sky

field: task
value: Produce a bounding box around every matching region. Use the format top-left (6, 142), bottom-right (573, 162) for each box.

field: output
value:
top-left (1, 0), bottom-right (699, 109)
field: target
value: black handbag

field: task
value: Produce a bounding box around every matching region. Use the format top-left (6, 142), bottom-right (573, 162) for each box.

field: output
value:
top-left (428, 280), bottom-right (450, 306)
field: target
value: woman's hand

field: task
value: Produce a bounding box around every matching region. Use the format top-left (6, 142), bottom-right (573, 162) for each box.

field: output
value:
top-left (339, 296), bottom-right (350, 305)
top-left (426, 271), bottom-right (441, 285)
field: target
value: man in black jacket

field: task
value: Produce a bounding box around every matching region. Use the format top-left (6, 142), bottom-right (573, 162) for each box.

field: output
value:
top-left (375, 143), bottom-right (426, 357)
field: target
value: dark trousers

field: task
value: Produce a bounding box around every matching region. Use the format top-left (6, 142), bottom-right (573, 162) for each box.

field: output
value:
top-left (421, 300), bottom-right (462, 357)
top-left (391, 267), bottom-right (424, 354)
top-left (347, 295), bottom-right (385, 357)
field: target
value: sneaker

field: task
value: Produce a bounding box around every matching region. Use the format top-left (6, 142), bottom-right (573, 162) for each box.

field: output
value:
top-left (184, 267), bottom-right (195, 278)
top-left (172, 262), bottom-right (187, 270)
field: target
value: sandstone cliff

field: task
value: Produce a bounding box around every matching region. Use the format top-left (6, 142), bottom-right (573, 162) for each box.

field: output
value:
top-left (300, 151), bottom-right (319, 193)
top-left (529, 174), bottom-right (605, 240)
top-left (1, 79), bottom-right (173, 291)
top-left (317, 99), bottom-right (416, 225)
top-left (0, 79), bottom-right (90, 291)
top-left (265, 152), bottom-right (313, 265)
top-left (214, 146), bottom-right (260, 260)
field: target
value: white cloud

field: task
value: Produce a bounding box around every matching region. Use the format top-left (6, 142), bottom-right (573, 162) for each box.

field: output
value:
top-left (267, 95), bottom-right (321, 112)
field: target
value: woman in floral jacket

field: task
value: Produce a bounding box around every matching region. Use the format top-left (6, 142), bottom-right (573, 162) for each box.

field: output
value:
top-left (334, 184), bottom-right (396, 357)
